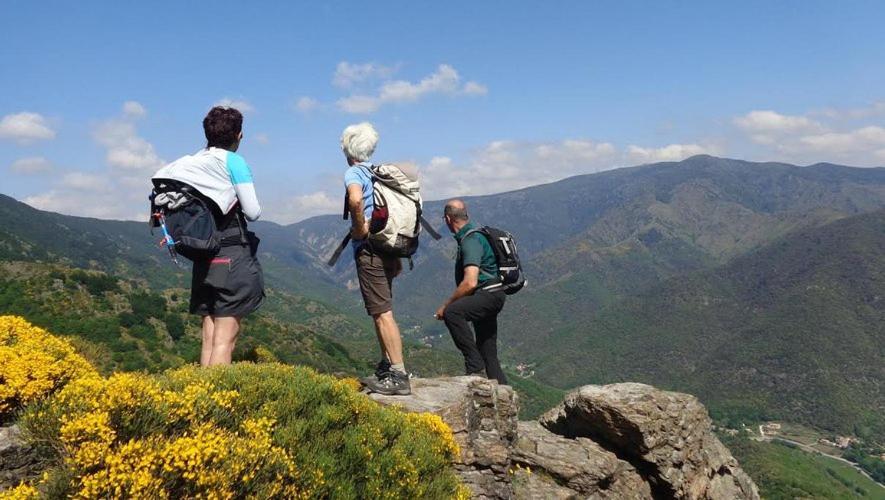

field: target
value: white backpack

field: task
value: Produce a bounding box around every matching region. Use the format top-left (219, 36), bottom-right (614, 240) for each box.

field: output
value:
top-left (328, 163), bottom-right (441, 266)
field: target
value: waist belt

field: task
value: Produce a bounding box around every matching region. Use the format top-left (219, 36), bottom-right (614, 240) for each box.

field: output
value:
top-left (220, 227), bottom-right (248, 247)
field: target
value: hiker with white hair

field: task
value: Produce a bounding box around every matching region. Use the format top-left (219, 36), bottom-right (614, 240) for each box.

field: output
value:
top-left (340, 122), bottom-right (411, 395)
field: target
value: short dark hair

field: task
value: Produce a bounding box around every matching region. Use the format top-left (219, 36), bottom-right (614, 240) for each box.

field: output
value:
top-left (203, 106), bottom-right (243, 149)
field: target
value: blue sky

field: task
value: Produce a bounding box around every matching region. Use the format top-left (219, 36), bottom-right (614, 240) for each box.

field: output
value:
top-left (2, 1), bottom-right (884, 222)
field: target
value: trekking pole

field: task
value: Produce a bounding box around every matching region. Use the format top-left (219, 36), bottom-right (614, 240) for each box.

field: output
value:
top-left (153, 212), bottom-right (180, 265)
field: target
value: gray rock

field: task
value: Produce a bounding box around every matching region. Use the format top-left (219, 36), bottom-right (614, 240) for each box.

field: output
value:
top-left (0, 425), bottom-right (39, 492)
top-left (540, 383), bottom-right (759, 500)
top-left (512, 421), bottom-right (652, 499)
top-left (369, 376), bottom-right (519, 499)
top-left (511, 467), bottom-right (580, 500)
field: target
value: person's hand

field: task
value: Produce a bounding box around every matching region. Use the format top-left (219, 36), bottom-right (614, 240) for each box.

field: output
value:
top-left (350, 220), bottom-right (369, 240)
top-left (434, 305), bottom-right (446, 321)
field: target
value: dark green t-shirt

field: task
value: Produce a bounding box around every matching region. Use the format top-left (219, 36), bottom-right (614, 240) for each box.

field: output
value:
top-left (455, 222), bottom-right (499, 287)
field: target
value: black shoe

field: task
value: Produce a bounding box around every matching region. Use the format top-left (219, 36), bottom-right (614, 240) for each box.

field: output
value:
top-left (359, 359), bottom-right (392, 385)
top-left (466, 369), bottom-right (487, 378)
top-left (364, 370), bottom-right (411, 396)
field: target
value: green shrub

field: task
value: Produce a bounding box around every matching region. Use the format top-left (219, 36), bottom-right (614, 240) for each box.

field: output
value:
top-left (164, 313), bottom-right (185, 341)
top-left (69, 270), bottom-right (119, 295)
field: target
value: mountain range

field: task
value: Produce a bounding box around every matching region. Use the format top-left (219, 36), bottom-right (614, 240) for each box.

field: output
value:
top-left (1, 155), bottom-right (883, 440)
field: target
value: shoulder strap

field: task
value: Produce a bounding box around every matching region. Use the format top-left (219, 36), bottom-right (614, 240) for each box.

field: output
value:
top-left (420, 216), bottom-right (442, 240)
top-left (359, 164), bottom-right (377, 179)
top-left (458, 227), bottom-right (482, 243)
top-left (327, 233), bottom-right (352, 267)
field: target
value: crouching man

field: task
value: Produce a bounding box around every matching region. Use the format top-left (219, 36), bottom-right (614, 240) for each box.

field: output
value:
top-left (434, 199), bottom-right (508, 384)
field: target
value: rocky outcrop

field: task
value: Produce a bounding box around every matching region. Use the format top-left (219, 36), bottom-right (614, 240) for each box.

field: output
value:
top-left (540, 383), bottom-right (759, 499)
top-left (511, 421), bottom-right (652, 499)
top-left (369, 376), bottom-right (519, 499)
top-left (0, 425), bottom-right (40, 491)
top-left (370, 379), bottom-right (759, 500)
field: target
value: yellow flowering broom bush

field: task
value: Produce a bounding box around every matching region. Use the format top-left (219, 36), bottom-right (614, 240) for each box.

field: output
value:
top-left (0, 315), bottom-right (98, 421)
top-left (16, 361), bottom-right (464, 499)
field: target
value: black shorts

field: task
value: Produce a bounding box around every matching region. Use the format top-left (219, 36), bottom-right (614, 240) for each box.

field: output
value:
top-left (190, 234), bottom-right (265, 318)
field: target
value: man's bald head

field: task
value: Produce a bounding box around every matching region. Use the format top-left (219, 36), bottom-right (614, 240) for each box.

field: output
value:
top-left (444, 199), bottom-right (469, 222)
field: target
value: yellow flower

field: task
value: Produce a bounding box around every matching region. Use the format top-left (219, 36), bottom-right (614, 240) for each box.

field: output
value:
top-left (0, 316), bottom-right (98, 417)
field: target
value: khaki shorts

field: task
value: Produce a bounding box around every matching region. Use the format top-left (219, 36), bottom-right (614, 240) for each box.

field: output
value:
top-left (355, 247), bottom-right (401, 316)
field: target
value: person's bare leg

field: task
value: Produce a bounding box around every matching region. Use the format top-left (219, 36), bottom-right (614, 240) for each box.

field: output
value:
top-left (374, 329), bottom-right (390, 362)
top-left (208, 316), bottom-right (241, 366)
top-left (373, 311), bottom-right (402, 365)
top-left (200, 315), bottom-right (215, 367)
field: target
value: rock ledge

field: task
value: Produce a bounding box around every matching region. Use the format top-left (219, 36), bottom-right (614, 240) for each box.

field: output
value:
top-left (370, 379), bottom-right (759, 500)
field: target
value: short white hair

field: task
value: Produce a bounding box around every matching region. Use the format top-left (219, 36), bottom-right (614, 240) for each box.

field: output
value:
top-left (340, 122), bottom-right (379, 162)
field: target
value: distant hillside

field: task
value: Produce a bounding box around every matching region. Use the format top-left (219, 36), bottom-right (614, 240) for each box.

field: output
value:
top-left (0, 194), bottom-right (184, 289)
top-left (0, 261), bottom-right (364, 374)
top-left (521, 210), bottom-right (885, 439)
top-left (278, 156), bottom-right (885, 335)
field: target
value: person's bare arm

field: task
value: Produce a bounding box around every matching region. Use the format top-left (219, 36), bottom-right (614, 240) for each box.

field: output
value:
top-left (435, 266), bottom-right (479, 319)
top-left (346, 184), bottom-right (369, 240)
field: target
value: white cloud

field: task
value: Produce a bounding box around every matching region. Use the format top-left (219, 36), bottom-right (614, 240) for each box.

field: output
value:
top-left (93, 119), bottom-right (163, 172)
top-left (462, 81), bottom-right (488, 96)
top-left (418, 139), bottom-right (620, 200)
top-left (294, 96), bottom-right (320, 113)
top-left (734, 110), bottom-right (823, 133)
top-left (734, 106), bottom-right (885, 166)
top-left (798, 126), bottom-right (885, 154)
top-left (253, 133), bottom-right (270, 145)
top-left (0, 112), bottom-right (56, 144)
top-left (122, 101), bottom-right (147, 119)
top-left (626, 143), bottom-right (717, 164)
top-left (379, 64), bottom-right (461, 102)
top-left (23, 105), bottom-right (167, 220)
top-left (9, 156), bottom-right (53, 174)
top-left (61, 171), bottom-right (112, 191)
top-left (269, 191), bottom-right (341, 224)
top-left (337, 64), bottom-right (487, 114)
top-left (214, 98), bottom-right (255, 113)
top-left (734, 110), bottom-right (824, 147)
top-left (24, 189), bottom-right (144, 220)
top-left (333, 62), bottom-right (397, 88)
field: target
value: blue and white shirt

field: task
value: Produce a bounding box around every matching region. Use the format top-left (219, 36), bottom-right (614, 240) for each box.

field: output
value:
top-left (153, 147), bottom-right (261, 221)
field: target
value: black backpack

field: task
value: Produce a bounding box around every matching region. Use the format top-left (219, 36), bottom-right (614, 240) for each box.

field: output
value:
top-left (463, 226), bottom-right (527, 295)
top-left (149, 179), bottom-right (240, 262)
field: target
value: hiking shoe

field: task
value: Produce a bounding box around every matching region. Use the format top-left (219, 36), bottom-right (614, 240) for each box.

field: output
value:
top-left (359, 359), bottom-right (392, 386)
top-left (466, 369), bottom-right (487, 378)
top-left (364, 370), bottom-right (411, 396)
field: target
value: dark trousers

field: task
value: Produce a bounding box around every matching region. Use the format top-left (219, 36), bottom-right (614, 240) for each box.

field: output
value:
top-left (443, 289), bottom-right (507, 384)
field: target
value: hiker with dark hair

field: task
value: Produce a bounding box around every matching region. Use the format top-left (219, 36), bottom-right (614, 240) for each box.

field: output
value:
top-left (435, 199), bottom-right (508, 384)
top-left (152, 106), bottom-right (264, 366)
top-left (340, 122), bottom-right (411, 396)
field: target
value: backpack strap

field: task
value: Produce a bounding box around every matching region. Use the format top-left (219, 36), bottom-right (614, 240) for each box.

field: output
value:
top-left (457, 227), bottom-right (498, 284)
top-left (420, 214), bottom-right (442, 240)
top-left (327, 233), bottom-right (352, 267)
